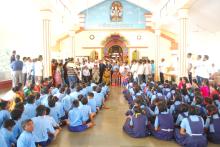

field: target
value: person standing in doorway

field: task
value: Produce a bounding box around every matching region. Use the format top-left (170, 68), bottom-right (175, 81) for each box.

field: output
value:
top-left (159, 58), bottom-right (166, 84)
top-left (194, 55), bottom-right (202, 85)
top-left (11, 55), bottom-right (23, 87)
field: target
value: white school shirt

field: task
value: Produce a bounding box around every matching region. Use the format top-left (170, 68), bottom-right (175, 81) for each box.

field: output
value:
top-left (187, 58), bottom-right (193, 73)
top-left (35, 61), bottom-right (43, 76)
top-left (159, 62), bottom-right (166, 73)
top-left (137, 64), bottom-right (144, 75)
top-left (199, 60), bottom-right (211, 79)
top-left (22, 61), bottom-right (27, 73)
top-left (144, 63), bottom-right (151, 75)
top-left (194, 60), bottom-right (202, 77)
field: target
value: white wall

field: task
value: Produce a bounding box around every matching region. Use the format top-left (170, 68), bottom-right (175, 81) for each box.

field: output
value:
top-left (188, 30), bottom-right (220, 69)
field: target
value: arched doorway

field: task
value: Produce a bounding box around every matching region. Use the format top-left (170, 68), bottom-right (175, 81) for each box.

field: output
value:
top-left (102, 34), bottom-right (128, 62)
top-left (108, 45), bottom-right (123, 61)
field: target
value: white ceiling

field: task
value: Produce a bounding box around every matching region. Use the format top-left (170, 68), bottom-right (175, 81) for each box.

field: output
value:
top-left (189, 0), bottom-right (220, 33)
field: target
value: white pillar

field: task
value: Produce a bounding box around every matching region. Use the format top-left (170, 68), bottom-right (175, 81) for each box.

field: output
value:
top-left (41, 9), bottom-right (52, 78)
top-left (69, 30), bottom-right (76, 59)
top-left (155, 29), bottom-right (160, 81)
top-left (178, 9), bottom-right (189, 77)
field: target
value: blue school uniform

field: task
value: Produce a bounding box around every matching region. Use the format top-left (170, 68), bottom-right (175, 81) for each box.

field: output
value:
top-left (94, 92), bottom-right (104, 107)
top-left (12, 119), bottom-right (23, 139)
top-left (31, 116), bottom-right (55, 143)
top-left (123, 114), bottom-right (150, 138)
top-left (86, 86), bottom-right (93, 93)
top-left (169, 101), bottom-right (181, 114)
top-left (56, 102), bottom-right (65, 119)
top-left (0, 110), bottom-right (10, 128)
top-left (68, 108), bottom-right (88, 132)
top-left (17, 131), bottom-right (36, 147)
top-left (0, 133), bottom-right (7, 147)
top-left (23, 103), bottom-right (37, 119)
top-left (0, 127), bottom-right (17, 147)
top-left (205, 114), bottom-right (220, 144)
top-left (54, 92), bottom-right (65, 101)
top-left (79, 105), bottom-right (92, 122)
top-left (88, 98), bottom-right (97, 113)
top-left (175, 115), bottom-right (207, 147)
top-left (182, 95), bottom-right (191, 104)
top-left (49, 106), bottom-right (60, 123)
top-left (40, 94), bottom-right (49, 106)
top-left (51, 88), bottom-right (59, 95)
top-left (61, 94), bottom-right (72, 112)
top-left (81, 88), bottom-right (88, 97)
top-left (152, 111), bottom-right (174, 140)
top-left (70, 91), bottom-right (80, 102)
top-left (175, 112), bottom-right (189, 126)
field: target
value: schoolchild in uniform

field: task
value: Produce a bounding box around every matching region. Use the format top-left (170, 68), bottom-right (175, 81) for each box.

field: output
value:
top-left (11, 108), bottom-right (24, 139)
top-left (213, 94), bottom-right (220, 109)
top-left (61, 88), bottom-right (72, 113)
top-left (175, 103), bottom-right (189, 126)
top-left (169, 92), bottom-right (182, 115)
top-left (48, 97), bottom-right (61, 124)
top-left (79, 97), bottom-right (95, 123)
top-left (192, 96), bottom-right (207, 118)
top-left (175, 105), bottom-right (207, 147)
top-left (0, 133), bottom-right (7, 147)
top-left (68, 100), bottom-right (94, 132)
top-left (87, 92), bottom-right (98, 113)
top-left (123, 106), bottom-right (150, 138)
top-left (94, 87), bottom-right (105, 109)
top-left (0, 119), bottom-right (16, 147)
top-left (51, 84), bottom-right (61, 95)
top-left (23, 94), bottom-right (37, 119)
top-left (32, 105), bottom-right (60, 147)
top-left (54, 86), bottom-right (65, 101)
top-left (17, 119), bottom-right (36, 147)
top-left (70, 85), bottom-right (82, 102)
top-left (45, 107), bottom-right (60, 129)
top-left (39, 87), bottom-right (49, 106)
top-left (205, 104), bottom-right (220, 144)
top-left (34, 92), bottom-right (41, 107)
top-left (0, 101), bottom-right (10, 128)
top-left (152, 100), bottom-right (174, 140)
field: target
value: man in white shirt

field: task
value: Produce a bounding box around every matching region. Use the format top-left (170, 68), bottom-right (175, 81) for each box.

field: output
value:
top-left (130, 60), bottom-right (138, 82)
top-left (144, 60), bottom-right (152, 83)
top-left (35, 55), bottom-right (44, 83)
top-left (187, 53), bottom-right (193, 84)
top-left (137, 60), bottom-right (144, 85)
top-left (199, 55), bottom-right (211, 82)
top-left (194, 55), bottom-right (202, 85)
top-left (159, 58), bottom-right (166, 84)
top-left (210, 63), bottom-right (217, 79)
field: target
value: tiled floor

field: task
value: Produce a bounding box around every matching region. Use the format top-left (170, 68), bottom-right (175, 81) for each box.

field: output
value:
top-left (49, 87), bottom-right (219, 147)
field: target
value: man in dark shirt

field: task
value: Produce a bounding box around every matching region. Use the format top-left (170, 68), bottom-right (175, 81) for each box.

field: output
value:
top-left (11, 55), bottom-right (23, 86)
top-left (10, 50), bottom-right (16, 63)
top-left (99, 60), bottom-right (106, 83)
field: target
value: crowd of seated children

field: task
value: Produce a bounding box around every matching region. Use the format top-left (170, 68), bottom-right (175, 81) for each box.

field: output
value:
top-left (0, 77), bottom-right (110, 146)
top-left (122, 77), bottom-right (220, 146)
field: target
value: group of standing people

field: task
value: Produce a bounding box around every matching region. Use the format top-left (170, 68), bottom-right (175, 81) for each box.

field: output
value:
top-left (10, 51), bottom-right (44, 87)
top-left (51, 57), bottom-right (156, 88)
